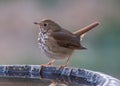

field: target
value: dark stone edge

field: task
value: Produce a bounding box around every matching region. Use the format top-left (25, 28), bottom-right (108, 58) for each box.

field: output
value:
top-left (0, 65), bottom-right (120, 86)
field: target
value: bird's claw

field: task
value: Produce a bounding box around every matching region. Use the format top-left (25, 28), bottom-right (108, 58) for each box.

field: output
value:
top-left (40, 63), bottom-right (53, 67)
top-left (59, 64), bottom-right (67, 69)
top-left (41, 59), bottom-right (55, 67)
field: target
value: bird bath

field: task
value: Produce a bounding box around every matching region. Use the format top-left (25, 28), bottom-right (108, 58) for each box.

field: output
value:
top-left (0, 65), bottom-right (120, 86)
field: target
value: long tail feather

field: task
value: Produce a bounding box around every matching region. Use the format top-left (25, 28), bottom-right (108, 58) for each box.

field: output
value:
top-left (73, 21), bottom-right (100, 37)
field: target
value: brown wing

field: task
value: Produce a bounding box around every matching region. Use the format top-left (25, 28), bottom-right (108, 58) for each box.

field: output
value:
top-left (51, 29), bottom-right (85, 49)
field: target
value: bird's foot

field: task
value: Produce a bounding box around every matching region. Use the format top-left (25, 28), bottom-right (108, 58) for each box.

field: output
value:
top-left (59, 64), bottom-right (67, 69)
top-left (41, 59), bottom-right (55, 67)
top-left (40, 64), bottom-right (49, 67)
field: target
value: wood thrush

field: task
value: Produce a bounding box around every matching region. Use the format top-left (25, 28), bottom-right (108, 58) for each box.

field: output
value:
top-left (34, 19), bottom-right (99, 67)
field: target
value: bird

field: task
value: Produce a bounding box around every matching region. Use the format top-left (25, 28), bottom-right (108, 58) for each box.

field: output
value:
top-left (34, 19), bottom-right (99, 67)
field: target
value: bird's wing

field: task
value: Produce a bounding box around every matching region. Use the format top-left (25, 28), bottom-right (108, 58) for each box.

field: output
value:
top-left (51, 29), bottom-right (85, 49)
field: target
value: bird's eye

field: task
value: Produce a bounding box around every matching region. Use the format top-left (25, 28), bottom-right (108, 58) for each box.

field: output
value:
top-left (43, 23), bottom-right (48, 27)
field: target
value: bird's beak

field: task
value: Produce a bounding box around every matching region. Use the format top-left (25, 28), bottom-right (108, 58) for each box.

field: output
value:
top-left (34, 22), bottom-right (39, 25)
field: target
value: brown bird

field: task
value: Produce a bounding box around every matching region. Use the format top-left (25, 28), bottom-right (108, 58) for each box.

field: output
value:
top-left (34, 19), bottom-right (99, 67)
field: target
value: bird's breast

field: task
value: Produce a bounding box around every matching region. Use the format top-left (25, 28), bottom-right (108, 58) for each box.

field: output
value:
top-left (38, 32), bottom-right (73, 59)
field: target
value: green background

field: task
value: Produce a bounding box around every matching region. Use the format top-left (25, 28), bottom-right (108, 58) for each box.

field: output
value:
top-left (0, 0), bottom-right (119, 79)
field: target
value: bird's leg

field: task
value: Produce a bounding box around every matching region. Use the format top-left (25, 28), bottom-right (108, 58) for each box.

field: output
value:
top-left (41, 59), bottom-right (55, 66)
top-left (47, 59), bottom-right (55, 65)
top-left (64, 56), bottom-right (70, 66)
top-left (59, 56), bottom-right (70, 69)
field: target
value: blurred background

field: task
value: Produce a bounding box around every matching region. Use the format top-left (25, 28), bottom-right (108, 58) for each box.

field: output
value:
top-left (0, 0), bottom-right (119, 79)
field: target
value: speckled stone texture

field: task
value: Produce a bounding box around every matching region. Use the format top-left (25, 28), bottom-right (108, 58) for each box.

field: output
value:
top-left (0, 65), bottom-right (120, 86)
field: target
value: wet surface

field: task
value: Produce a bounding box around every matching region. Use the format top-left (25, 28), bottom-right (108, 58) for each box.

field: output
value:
top-left (0, 78), bottom-right (93, 86)
top-left (0, 78), bottom-right (50, 86)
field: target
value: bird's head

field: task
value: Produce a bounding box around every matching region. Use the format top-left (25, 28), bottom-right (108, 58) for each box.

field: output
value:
top-left (34, 19), bottom-right (61, 33)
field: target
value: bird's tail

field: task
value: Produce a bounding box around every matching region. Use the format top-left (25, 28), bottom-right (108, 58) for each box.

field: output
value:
top-left (73, 21), bottom-right (99, 37)
top-left (73, 21), bottom-right (99, 50)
